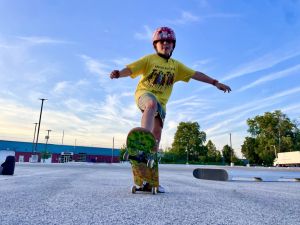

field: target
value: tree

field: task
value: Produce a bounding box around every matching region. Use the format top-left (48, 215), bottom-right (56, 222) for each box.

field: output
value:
top-left (243, 110), bottom-right (299, 165)
top-left (241, 137), bottom-right (261, 165)
top-left (222, 144), bottom-right (240, 165)
top-left (41, 151), bottom-right (51, 163)
top-left (119, 144), bottom-right (127, 161)
top-left (206, 140), bottom-right (222, 162)
top-left (161, 147), bottom-right (180, 163)
top-left (170, 122), bottom-right (206, 162)
top-left (292, 123), bottom-right (300, 151)
top-left (222, 145), bottom-right (233, 164)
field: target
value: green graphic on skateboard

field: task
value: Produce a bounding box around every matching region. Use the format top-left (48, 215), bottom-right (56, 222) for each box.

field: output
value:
top-left (125, 127), bottom-right (159, 194)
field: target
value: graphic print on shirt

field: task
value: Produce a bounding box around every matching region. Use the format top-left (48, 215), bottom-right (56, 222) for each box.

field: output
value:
top-left (145, 65), bottom-right (175, 90)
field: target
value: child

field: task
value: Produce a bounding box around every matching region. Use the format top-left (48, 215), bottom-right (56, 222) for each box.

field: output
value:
top-left (110, 27), bottom-right (231, 192)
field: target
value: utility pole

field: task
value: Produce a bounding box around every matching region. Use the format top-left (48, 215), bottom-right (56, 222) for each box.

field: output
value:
top-left (230, 133), bottom-right (234, 166)
top-left (272, 145), bottom-right (277, 157)
top-left (45, 129), bottom-right (52, 151)
top-left (111, 137), bottom-right (114, 163)
top-left (278, 115), bottom-right (281, 153)
top-left (62, 130), bottom-right (64, 145)
top-left (32, 123), bottom-right (38, 152)
top-left (186, 146), bottom-right (189, 165)
top-left (34, 98), bottom-right (47, 153)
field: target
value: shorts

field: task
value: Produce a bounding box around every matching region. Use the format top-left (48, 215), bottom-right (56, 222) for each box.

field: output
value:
top-left (137, 93), bottom-right (166, 127)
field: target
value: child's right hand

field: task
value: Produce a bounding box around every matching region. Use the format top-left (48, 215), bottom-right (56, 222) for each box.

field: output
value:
top-left (110, 70), bottom-right (120, 79)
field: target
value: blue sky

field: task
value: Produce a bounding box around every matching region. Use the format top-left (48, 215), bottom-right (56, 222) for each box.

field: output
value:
top-left (0, 0), bottom-right (300, 157)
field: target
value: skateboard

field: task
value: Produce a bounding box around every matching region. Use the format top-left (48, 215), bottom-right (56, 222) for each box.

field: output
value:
top-left (193, 168), bottom-right (300, 182)
top-left (125, 127), bottom-right (159, 194)
top-left (193, 168), bottom-right (262, 181)
top-left (193, 168), bottom-right (229, 181)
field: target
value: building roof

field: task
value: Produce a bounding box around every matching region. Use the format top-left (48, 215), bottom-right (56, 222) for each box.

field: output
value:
top-left (0, 140), bottom-right (120, 156)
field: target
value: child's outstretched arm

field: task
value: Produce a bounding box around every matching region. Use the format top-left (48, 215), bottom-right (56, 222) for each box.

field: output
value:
top-left (192, 71), bottom-right (231, 93)
top-left (110, 68), bottom-right (132, 79)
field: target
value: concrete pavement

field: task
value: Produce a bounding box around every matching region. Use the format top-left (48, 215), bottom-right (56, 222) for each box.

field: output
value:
top-left (0, 163), bottom-right (299, 225)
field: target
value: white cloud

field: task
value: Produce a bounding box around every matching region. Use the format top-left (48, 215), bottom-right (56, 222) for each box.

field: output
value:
top-left (168, 11), bottom-right (200, 25)
top-left (112, 57), bottom-right (133, 67)
top-left (204, 13), bottom-right (241, 19)
top-left (179, 11), bottom-right (199, 23)
top-left (191, 58), bottom-right (214, 71)
top-left (204, 100), bottom-right (277, 136)
top-left (166, 11), bottom-right (239, 26)
top-left (52, 79), bottom-right (89, 95)
top-left (81, 55), bottom-right (110, 76)
top-left (80, 54), bottom-right (139, 96)
top-left (80, 54), bottom-right (112, 89)
top-left (17, 36), bottom-right (73, 45)
top-left (282, 103), bottom-right (300, 113)
top-left (53, 81), bottom-right (70, 93)
top-left (237, 64), bottom-right (300, 92)
top-left (134, 25), bottom-right (152, 41)
top-left (202, 87), bottom-right (300, 122)
top-left (222, 48), bottom-right (300, 82)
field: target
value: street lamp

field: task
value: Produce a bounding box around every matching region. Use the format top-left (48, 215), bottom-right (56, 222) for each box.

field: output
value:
top-left (277, 113), bottom-right (283, 153)
top-left (272, 145), bottom-right (277, 157)
top-left (186, 146), bottom-right (189, 165)
top-left (230, 133), bottom-right (234, 167)
top-left (45, 129), bottom-right (52, 151)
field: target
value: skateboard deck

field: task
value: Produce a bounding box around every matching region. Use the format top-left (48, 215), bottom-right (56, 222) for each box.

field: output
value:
top-left (193, 168), bottom-right (263, 182)
top-left (126, 127), bottom-right (159, 194)
top-left (193, 168), bottom-right (300, 182)
top-left (193, 168), bottom-right (229, 181)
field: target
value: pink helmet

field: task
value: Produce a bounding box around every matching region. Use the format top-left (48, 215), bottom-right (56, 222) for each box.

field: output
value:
top-left (152, 27), bottom-right (176, 44)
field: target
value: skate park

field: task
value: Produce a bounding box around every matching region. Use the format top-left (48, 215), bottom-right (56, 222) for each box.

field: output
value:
top-left (0, 162), bottom-right (299, 225)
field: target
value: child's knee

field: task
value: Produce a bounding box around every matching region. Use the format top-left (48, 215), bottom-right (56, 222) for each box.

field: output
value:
top-left (145, 99), bottom-right (158, 111)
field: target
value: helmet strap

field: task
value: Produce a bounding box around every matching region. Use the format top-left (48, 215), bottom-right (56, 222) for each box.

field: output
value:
top-left (153, 42), bottom-right (174, 60)
top-left (157, 52), bottom-right (171, 60)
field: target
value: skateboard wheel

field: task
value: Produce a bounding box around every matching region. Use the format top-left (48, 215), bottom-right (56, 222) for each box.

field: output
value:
top-left (147, 159), bottom-right (155, 168)
top-left (131, 186), bottom-right (137, 194)
top-left (151, 187), bottom-right (157, 195)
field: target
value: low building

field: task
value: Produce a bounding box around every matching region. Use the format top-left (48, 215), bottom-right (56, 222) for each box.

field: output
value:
top-left (0, 140), bottom-right (120, 163)
top-left (274, 151), bottom-right (300, 167)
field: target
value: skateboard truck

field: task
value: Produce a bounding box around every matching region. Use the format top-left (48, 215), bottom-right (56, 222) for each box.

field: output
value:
top-left (123, 150), bottom-right (156, 168)
top-left (131, 182), bottom-right (158, 195)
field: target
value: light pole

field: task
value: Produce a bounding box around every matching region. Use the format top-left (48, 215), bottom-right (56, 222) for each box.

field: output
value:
top-left (34, 98), bottom-right (47, 153)
top-left (272, 145), bottom-right (277, 157)
top-left (186, 146), bottom-right (189, 165)
top-left (45, 129), bottom-right (52, 151)
top-left (62, 130), bottom-right (64, 145)
top-left (111, 137), bottom-right (114, 163)
top-left (230, 133), bottom-right (234, 166)
top-left (32, 123), bottom-right (38, 152)
top-left (74, 139), bottom-right (77, 152)
top-left (278, 116), bottom-right (281, 153)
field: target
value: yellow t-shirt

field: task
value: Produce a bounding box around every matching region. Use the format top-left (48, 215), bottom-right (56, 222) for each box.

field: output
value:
top-left (127, 54), bottom-right (195, 111)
